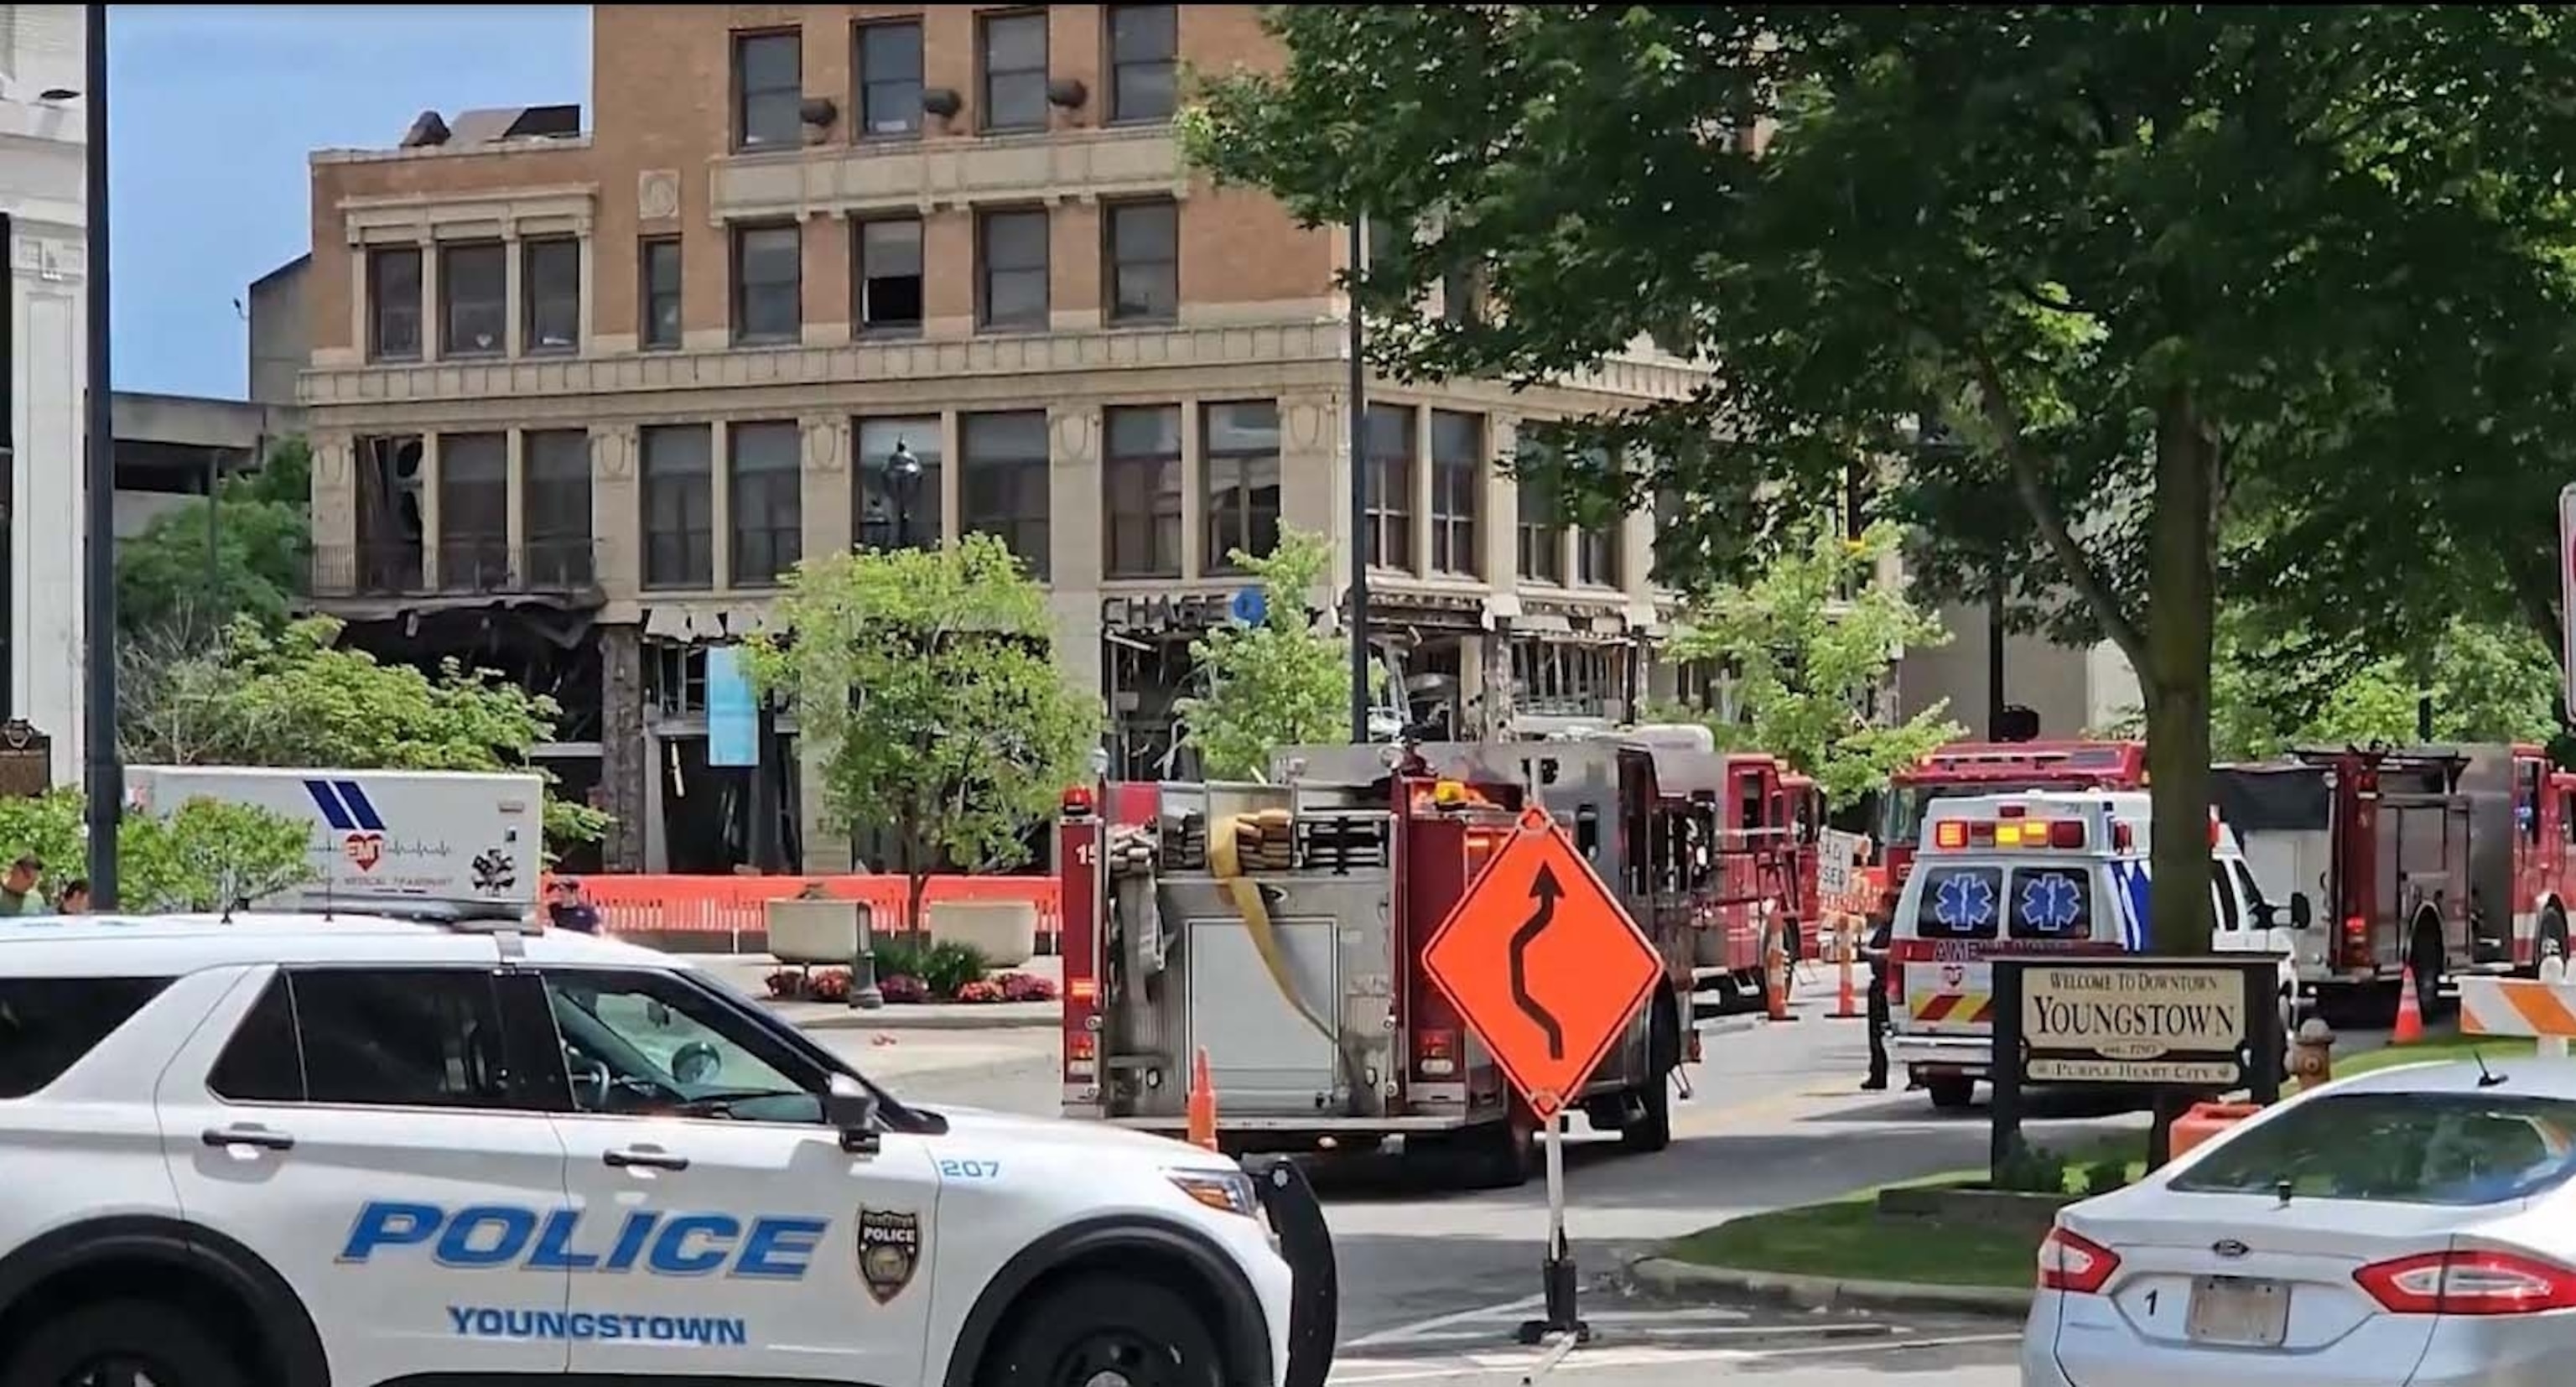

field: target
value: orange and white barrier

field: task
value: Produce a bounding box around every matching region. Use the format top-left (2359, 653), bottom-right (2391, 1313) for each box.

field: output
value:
top-left (2459, 958), bottom-right (2576, 1058)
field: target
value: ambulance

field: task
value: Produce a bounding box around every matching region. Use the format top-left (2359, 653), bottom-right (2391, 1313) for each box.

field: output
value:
top-left (1883, 790), bottom-right (2295, 1110)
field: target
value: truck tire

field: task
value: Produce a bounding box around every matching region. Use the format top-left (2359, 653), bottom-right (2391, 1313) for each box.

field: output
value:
top-left (1926, 1075), bottom-right (1976, 1111)
top-left (1621, 998), bottom-right (1680, 1155)
top-left (1410, 1117), bottom-right (1536, 1190)
top-left (2540, 907), bottom-right (2568, 976)
top-left (2, 1298), bottom-right (248, 1387)
top-left (2411, 918), bottom-right (2444, 1022)
top-left (978, 1274), bottom-right (1225, 1387)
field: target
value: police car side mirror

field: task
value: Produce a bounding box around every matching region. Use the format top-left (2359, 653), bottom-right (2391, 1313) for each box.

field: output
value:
top-left (826, 1074), bottom-right (881, 1154)
top-left (2289, 892), bottom-right (2314, 929)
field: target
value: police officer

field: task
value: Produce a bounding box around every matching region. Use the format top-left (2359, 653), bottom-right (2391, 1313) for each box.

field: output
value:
top-left (1861, 909), bottom-right (1894, 1092)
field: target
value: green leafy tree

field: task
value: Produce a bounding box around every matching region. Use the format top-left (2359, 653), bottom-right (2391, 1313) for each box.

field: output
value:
top-left (742, 535), bottom-right (1098, 929)
top-left (117, 615), bottom-right (610, 854)
top-left (1175, 528), bottom-right (1368, 780)
top-left (1656, 520), bottom-right (1964, 806)
top-left (117, 437), bottom-right (312, 640)
top-left (0, 789), bottom-right (313, 911)
top-left (1190, 6), bottom-right (2576, 955)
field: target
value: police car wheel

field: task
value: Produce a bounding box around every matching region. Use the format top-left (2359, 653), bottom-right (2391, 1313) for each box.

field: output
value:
top-left (2, 1299), bottom-right (247, 1387)
top-left (983, 1274), bottom-right (1225, 1387)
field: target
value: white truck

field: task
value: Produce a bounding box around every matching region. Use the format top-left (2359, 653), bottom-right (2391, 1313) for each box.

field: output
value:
top-left (122, 766), bottom-right (545, 911)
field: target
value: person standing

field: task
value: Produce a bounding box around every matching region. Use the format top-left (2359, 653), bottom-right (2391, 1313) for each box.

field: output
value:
top-left (0, 856), bottom-right (44, 916)
top-left (1862, 908), bottom-right (1894, 1092)
top-left (55, 879), bottom-right (88, 914)
top-left (546, 878), bottom-right (600, 934)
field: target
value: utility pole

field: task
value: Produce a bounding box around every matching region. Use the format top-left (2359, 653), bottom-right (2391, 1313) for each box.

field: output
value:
top-left (1347, 215), bottom-right (1371, 743)
top-left (80, 3), bottom-right (117, 907)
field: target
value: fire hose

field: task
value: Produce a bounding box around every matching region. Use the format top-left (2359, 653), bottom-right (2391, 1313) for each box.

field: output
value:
top-left (1208, 811), bottom-right (1368, 1105)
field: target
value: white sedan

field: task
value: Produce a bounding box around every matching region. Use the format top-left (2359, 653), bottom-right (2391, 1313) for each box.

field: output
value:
top-left (2024, 1057), bottom-right (2576, 1387)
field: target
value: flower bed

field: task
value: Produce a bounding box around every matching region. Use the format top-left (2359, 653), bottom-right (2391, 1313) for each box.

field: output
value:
top-left (764, 964), bottom-right (1058, 1005)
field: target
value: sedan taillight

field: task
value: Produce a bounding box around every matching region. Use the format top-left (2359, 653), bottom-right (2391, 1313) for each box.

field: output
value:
top-left (2355, 1249), bottom-right (2576, 1316)
top-left (2037, 1225), bottom-right (2121, 1295)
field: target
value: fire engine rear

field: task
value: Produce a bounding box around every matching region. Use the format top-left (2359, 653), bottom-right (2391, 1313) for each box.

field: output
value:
top-left (1867, 740), bottom-right (2148, 923)
top-left (1054, 740), bottom-right (1698, 1188)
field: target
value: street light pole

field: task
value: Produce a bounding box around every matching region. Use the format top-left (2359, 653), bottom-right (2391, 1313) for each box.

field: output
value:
top-left (1347, 215), bottom-right (1371, 744)
top-left (80, 3), bottom-right (117, 908)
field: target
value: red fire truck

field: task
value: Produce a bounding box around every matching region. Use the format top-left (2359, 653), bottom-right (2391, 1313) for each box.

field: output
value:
top-left (2214, 742), bottom-right (2576, 1021)
top-left (1863, 740), bottom-right (2149, 922)
top-left (1053, 735), bottom-right (1795, 1187)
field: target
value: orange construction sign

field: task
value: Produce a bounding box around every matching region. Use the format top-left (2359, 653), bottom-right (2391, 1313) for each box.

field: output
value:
top-left (1420, 805), bottom-right (1666, 1119)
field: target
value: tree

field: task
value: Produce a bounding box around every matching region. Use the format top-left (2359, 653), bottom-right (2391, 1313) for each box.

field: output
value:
top-left (117, 615), bottom-right (610, 854)
top-left (1175, 528), bottom-right (1364, 780)
top-left (117, 437), bottom-right (312, 640)
top-left (742, 536), bottom-right (1098, 930)
top-left (1190, 6), bottom-right (2576, 955)
top-left (0, 788), bottom-right (312, 911)
top-left (1658, 520), bottom-right (1964, 807)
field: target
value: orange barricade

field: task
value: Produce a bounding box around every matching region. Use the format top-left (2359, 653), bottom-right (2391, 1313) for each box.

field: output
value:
top-left (553, 873), bottom-right (1062, 954)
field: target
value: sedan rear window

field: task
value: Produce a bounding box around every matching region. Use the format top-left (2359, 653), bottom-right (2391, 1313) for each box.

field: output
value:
top-left (2169, 1092), bottom-right (2576, 1206)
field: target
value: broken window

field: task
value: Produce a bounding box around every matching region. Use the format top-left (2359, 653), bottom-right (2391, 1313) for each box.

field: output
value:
top-left (856, 218), bottom-right (922, 334)
top-left (366, 247), bottom-right (422, 361)
top-left (522, 237), bottom-right (579, 353)
top-left (439, 242), bottom-right (506, 357)
top-left (437, 433), bottom-right (510, 592)
top-left (351, 434), bottom-right (426, 593)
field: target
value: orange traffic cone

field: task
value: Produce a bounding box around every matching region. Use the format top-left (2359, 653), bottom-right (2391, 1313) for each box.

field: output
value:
top-left (1765, 922), bottom-right (1793, 1022)
top-left (1186, 1046), bottom-right (1218, 1150)
top-left (2392, 967), bottom-right (2424, 1045)
top-left (1832, 915), bottom-right (1862, 1020)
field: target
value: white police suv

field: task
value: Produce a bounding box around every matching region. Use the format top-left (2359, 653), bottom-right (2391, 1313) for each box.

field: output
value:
top-left (0, 909), bottom-right (1334, 1387)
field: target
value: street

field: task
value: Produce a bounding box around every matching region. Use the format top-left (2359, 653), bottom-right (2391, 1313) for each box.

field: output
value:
top-left (803, 971), bottom-right (2397, 1384)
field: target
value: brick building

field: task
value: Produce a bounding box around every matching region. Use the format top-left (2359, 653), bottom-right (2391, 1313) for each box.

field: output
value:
top-left (293, 3), bottom-right (1705, 874)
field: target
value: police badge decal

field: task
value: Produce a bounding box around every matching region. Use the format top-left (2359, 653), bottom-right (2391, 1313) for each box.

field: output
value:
top-left (857, 1208), bottom-right (922, 1304)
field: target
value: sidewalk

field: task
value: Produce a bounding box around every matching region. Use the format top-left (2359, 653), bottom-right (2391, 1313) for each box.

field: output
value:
top-left (698, 953), bottom-right (1062, 1032)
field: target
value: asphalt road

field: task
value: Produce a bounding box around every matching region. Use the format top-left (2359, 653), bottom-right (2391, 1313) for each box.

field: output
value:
top-left (811, 974), bottom-right (2397, 1386)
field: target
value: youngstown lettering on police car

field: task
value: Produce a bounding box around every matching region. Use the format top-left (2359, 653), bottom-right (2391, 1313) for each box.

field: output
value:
top-left (446, 1305), bottom-right (748, 1346)
top-left (340, 1201), bottom-right (828, 1280)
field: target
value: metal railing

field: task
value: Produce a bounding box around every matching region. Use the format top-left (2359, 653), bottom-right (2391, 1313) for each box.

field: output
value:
top-left (309, 537), bottom-right (606, 598)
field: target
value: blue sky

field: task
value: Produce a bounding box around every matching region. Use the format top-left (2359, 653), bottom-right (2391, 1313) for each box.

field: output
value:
top-left (112, 5), bottom-right (591, 399)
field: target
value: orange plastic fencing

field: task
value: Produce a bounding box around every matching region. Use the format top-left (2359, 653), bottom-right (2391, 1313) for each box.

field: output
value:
top-left (562, 873), bottom-right (1062, 951)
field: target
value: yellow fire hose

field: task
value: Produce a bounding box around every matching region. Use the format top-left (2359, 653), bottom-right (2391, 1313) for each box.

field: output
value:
top-left (1207, 811), bottom-right (1340, 1046)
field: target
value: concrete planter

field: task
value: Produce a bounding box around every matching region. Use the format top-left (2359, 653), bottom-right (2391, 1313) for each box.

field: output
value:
top-left (927, 898), bottom-right (1038, 968)
top-left (765, 898), bottom-right (865, 965)
top-left (1876, 1182), bottom-right (2079, 1234)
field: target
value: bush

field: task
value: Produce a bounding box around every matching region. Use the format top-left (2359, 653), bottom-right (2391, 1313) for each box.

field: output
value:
top-left (2080, 1157), bottom-right (2132, 1197)
top-left (995, 971), bottom-right (1058, 1003)
top-left (874, 934), bottom-right (989, 999)
top-left (1993, 1138), bottom-right (2070, 1195)
top-left (954, 979), bottom-right (1005, 1004)
top-left (879, 973), bottom-right (930, 1005)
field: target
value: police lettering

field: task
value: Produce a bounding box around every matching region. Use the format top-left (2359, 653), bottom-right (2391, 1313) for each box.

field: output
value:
top-left (339, 1201), bottom-right (829, 1280)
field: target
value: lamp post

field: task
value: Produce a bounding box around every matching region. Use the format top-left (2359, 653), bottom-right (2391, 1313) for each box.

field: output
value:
top-left (75, 5), bottom-right (117, 908)
top-left (889, 439), bottom-right (922, 550)
top-left (1347, 216), bottom-right (1372, 743)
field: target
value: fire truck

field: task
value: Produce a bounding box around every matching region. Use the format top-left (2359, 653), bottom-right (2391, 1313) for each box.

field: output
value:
top-left (1054, 735), bottom-right (1784, 1188)
top-left (2213, 742), bottom-right (2576, 1022)
top-left (1604, 725), bottom-right (1813, 1010)
top-left (1865, 740), bottom-right (2149, 922)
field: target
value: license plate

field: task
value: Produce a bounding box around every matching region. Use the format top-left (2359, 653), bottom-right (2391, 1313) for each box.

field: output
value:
top-left (2186, 1276), bottom-right (2290, 1348)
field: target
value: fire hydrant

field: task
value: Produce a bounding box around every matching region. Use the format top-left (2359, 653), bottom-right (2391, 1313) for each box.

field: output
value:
top-left (2289, 1017), bottom-right (2336, 1087)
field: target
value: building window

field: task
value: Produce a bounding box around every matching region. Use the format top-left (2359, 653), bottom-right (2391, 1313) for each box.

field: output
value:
top-left (1440, 264), bottom-right (1482, 325)
top-left (1107, 5), bottom-right (1178, 123)
top-left (366, 247), bottom-right (422, 361)
top-left (857, 20), bottom-right (922, 138)
top-left (439, 242), bottom-right (505, 357)
top-left (1517, 473), bottom-right (1565, 584)
top-left (855, 417), bottom-right (942, 551)
top-left (732, 224), bottom-right (802, 344)
top-left (1203, 401), bottom-right (1280, 574)
top-left (729, 421), bottom-right (802, 587)
top-left (1363, 404), bottom-right (1415, 572)
top-left (641, 423), bottom-right (714, 590)
top-left (855, 218), bottom-right (923, 335)
top-left (1105, 200), bottom-right (1177, 324)
top-left (980, 10), bottom-right (1049, 132)
top-left (1430, 409), bottom-right (1482, 577)
top-left (735, 30), bottom-right (802, 151)
top-left (436, 433), bottom-right (509, 593)
top-left (961, 411), bottom-right (1052, 579)
top-left (1104, 405), bottom-right (1182, 579)
top-left (522, 429), bottom-right (592, 589)
top-left (978, 209), bottom-right (1049, 331)
top-left (1577, 522), bottom-right (1619, 588)
top-left (522, 237), bottom-right (579, 353)
top-left (640, 237), bottom-right (682, 350)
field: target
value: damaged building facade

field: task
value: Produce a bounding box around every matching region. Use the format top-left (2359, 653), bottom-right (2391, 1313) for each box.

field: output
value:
top-left (294, 3), bottom-right (1705, 873)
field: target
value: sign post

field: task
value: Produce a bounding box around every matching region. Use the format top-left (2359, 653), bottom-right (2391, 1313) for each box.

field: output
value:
top-left (1990, 956), bottom-right (2281, 1177)
top-left (1420, 805), bottom-right (1668, 1348)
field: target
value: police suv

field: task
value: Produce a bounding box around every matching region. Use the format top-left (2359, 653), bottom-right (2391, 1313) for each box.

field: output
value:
top-left (0, 909), bottom-right (1332, 1387)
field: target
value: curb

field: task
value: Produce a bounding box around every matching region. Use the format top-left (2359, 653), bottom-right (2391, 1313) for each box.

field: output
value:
top-left (762, 1005), bottom-right (1060, 1032)
top-left (1625, 1256), bottom-right (2033, 1320)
